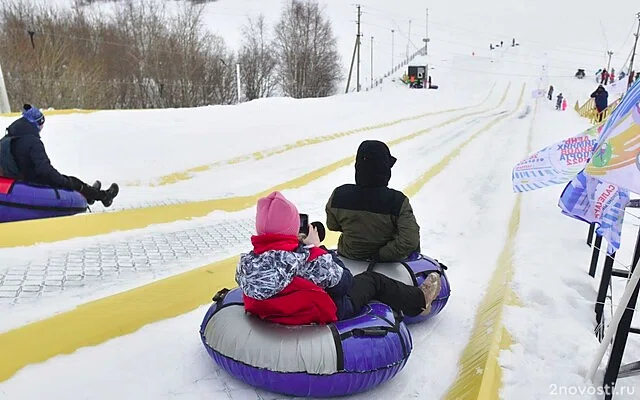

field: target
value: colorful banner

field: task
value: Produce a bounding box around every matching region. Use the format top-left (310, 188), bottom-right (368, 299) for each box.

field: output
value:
top-left (558, 171), bottom-right (629, 254)
top-left (512, 124), bottom-right (603, 192)
top-left (584, 80), bottom-right (640, 195)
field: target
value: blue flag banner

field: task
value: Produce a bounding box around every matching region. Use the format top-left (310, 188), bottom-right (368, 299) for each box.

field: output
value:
top-left (512, 124), bottom-right (602, 192)
top-left (558, 170), bottom-right (630, 254)
top-left (584, 80), bottom-right (640, 195)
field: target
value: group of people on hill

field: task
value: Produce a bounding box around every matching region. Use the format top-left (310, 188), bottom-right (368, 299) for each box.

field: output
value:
top-left (489, 37), bottom-right (518, 50)
top-left (596, 67), bottom-right (639, 88)
top-left (236, 140), bottom-right (443, 325)
top-left (0, 104), bottom-right (119, 207)
top-left (547, 85), bottom-right (567, 111)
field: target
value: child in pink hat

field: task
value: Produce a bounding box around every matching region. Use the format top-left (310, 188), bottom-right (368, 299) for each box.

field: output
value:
top-left (236, 191), bottom-right (440, 325)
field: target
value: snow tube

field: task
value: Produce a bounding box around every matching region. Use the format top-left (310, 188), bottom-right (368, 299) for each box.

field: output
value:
top-left (0, 177), bottom-right (87, 223)
top-left (199, 287), bottom-right (412, 398)
top-left (337, 252), bottom-right (451, 324)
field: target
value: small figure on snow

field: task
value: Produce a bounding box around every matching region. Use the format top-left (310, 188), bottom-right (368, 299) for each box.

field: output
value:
top-left (548, 85), bottom-right (554, 100)
top-left (601, 69), bottom-right (610, 85)
top-left (556, 93), bottom-right (564, 110)
top-left (562, 98), bottom-right (567, 111)
top-left (0, 104), bottom-right (119, 207)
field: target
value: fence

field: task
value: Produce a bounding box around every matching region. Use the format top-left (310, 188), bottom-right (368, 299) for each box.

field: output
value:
top-left (586, 200), bottom-right (640, 399)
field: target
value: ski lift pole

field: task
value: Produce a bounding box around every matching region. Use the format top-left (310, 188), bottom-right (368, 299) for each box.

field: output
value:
top-left (0, 60), bottom-right (10, 113)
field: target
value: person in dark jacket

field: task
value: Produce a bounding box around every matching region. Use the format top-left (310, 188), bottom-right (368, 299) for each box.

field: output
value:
top-left (547, 85), bottom-right (554, 100)
top-left (236, 191), bottom-right (441, 324)
top-left (0, 104), bottom-right (118, 207)
top-left (590, 85), bottom-right (609, 123)
top-left (325, 140), bottom-right (420, 262)
top-left (556, 93), bottom-right (563, 110)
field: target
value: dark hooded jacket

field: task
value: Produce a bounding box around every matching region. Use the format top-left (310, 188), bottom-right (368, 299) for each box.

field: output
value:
top-left (590, 85), bottom-right (609, 111)
top-left (0, 113), bottom-right (72, 189)
top-left (325, 140), bottom-right (420, 262)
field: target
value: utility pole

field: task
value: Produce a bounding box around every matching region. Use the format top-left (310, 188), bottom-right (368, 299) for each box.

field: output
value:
top-left (423, 8), bottom-right (429, 56)
top-left (629, 12), bottom-right (640, 88)
top-left (370, 36), bottom-right (374, 89)
top-left (607, 50), bottom-right (613, 70)
top-left (345, 5), bottom-right (362, 93)
top-left (356, 4), bottom-right (361, 92)
top-left (391, 29), bottom-right (395, 70)
top-left (406, 19), bottom-right (412, 60)
top-left (0, 60), bottom-right (10, 113)
top-left (236, 63), bottom-right (241, 104)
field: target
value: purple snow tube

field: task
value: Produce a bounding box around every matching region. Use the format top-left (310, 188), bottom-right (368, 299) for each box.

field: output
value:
top-left (337, 252), bottom-right (451, 324)
top-left (199, 287), bottom-right (413, 398)
top-left (402, 253), bottom-right (451, 324)
top-left (0, 177), bottom-right (87, 223)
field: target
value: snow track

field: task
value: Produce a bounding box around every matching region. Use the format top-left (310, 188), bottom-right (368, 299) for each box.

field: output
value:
top-left (0, 84), bottom-right (531, 400)
top-left (0, 85), bottom-right (517, 332)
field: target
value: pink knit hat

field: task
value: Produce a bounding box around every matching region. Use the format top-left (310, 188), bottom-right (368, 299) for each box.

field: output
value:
top-left (255, 191), bottom-right (300, 236)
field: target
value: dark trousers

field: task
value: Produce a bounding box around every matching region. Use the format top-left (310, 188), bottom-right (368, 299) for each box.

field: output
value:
top-left (67, 176), bottom-right (105, 202)
top-left (347, 271), bottom-right (426, 318)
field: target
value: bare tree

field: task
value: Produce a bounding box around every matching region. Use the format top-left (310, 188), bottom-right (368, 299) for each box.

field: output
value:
top-left (273, 0), bottom-right (341, 98)
top-left (0, 0), bottom-right (236, 109)
top-left (238, 14), bottom-right (277, 101)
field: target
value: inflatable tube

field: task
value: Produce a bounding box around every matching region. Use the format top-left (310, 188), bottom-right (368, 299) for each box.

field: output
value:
top-left (199, 287), bottom-right (412, 398)
top-left (338, 253), bottom-right (451, 324)
top-left (0, 177), bottom-right (87, 223)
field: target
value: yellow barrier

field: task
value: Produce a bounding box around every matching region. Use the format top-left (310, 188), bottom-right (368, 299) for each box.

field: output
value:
top-left (575, 95), bottom-right (622, 125)
top-left (444, 95), bottom-right (536, 400)
top-left (0, 84), bottom-right (511, 248)
top-left (587, 97), bottom-right (621, 124)
top-left (0, 83), bottom-right (525, 384)
top-left (576, 98), bottom-right (595, 118)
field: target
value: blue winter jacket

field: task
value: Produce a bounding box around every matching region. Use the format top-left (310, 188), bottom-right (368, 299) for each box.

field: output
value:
top-left (591, 89), bottom-right (609, 111)
top-left (3, 117), bottom-right (71, 188)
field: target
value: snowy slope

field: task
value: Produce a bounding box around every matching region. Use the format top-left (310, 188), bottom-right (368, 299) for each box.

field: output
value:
top-left (0, 57), bottom-right (532, 400)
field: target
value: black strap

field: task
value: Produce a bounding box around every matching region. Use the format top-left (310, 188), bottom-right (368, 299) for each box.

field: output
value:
top-left (339, 326), bottom-right (393, 340)
top-left (212, 288), bottom-right (230, 302)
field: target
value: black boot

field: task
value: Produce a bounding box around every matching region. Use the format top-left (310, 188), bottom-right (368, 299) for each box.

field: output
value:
top-left (101, 183), bottom-right (119, 208)
top-left (86, 181), bottom-right (101, 205)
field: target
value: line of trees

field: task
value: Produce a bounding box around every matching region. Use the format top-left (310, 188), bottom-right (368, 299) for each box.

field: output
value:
top-left (0, 0), bottom-right (342, 110)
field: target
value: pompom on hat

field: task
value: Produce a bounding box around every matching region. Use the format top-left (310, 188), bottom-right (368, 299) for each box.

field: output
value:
top-left (22, 104), bottom-right (45, 126)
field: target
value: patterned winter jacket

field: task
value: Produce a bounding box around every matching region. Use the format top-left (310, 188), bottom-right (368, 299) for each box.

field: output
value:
top-left (236, 233), bottom-right (355, 323)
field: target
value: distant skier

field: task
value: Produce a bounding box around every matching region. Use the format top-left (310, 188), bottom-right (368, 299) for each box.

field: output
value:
top-left (556, 93), bottom-right (563, 110)
top-left (548, 85), bottom-right (554, 100)
top-left (601, 69), bottom-right (609, 85)
top-left (562, 98), bottom-right (567, 111)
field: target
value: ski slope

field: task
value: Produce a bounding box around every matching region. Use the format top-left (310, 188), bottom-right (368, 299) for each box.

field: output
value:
top-left (2, 0), bottom-right (640, 399)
